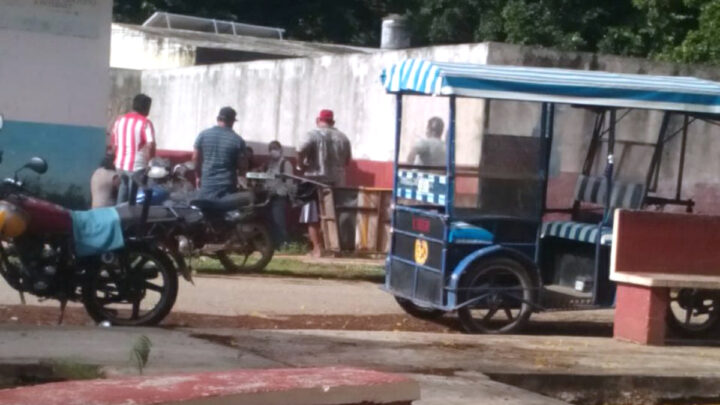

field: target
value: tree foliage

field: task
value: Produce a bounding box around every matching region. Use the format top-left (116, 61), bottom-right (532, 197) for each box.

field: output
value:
top-left (113, 0), bottom-right (720, 64)
top-left (671, 0), bottom-right (720, 62)
top-left (113, 0), bottom-right (413, 46)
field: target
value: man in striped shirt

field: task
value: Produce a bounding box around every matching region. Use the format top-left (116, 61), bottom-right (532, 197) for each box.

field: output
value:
top-left (111, 94), bottom-right (156, 204)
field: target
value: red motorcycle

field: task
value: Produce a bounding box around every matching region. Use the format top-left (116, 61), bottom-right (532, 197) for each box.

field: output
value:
top-left (0, 155), bottom-right (183, 326)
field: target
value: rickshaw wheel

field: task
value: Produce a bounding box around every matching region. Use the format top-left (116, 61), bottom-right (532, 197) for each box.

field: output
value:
top-left (395, 297), bottom-right (446, 320)
top-left (457, 257), bottom-right (536, 334)
top-left (666, 288), bottom-right (720, 338)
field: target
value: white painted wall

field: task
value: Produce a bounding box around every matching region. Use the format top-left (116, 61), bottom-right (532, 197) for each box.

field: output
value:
top-left (0, 0), bottom-right (112, 206)
top-left (111, 24), bottom-right (196, 70)
top-left (0, 0), bottom-right (112, 128)
top-left (142, 43), bottom-right (489, 163)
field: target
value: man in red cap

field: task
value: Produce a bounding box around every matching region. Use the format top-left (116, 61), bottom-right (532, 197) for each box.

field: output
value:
top-left (297, 109), bottom-right (352, 257)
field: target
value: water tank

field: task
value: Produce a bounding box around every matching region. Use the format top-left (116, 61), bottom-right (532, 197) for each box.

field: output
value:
top-left (381, 15), bottom-right (411, 49)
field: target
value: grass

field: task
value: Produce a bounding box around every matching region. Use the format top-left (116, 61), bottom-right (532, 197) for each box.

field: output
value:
top-left (194, 256), bottom-right (385, 282)
top-left (47, 360), bottom-right (103, 381)
top-left (276, 241), bottom-right (311, 255)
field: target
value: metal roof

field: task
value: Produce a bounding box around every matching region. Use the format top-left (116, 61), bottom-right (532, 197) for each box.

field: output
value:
top-left (143, 12), bottom-right (285, 40)
top-left (115, 24), bottom-right (373, 59)
top-left (381, 59), bottom-right (720, 113)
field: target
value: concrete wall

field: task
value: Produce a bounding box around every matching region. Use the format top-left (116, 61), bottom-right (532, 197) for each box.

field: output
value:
top-left (109, 68), bottom-right (143, 124)
top-left (127, 40), bottom-right (720, 213)
top-left (0, 0), bottom-right (112, 208)
top-left (142, 44), bottom-right (489, 162)
top-left (111, 24), bottom-right (196, 70)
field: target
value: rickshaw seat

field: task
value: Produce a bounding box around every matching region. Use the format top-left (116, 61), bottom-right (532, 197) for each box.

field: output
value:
top-left (449, 221), bottom-right (494, 243)
top-left (541, 221), bottom-right (612, 246)
top-left (573, 175), bottom-right (646, 212)
top-left (540, 176), bottom-right (645, 245)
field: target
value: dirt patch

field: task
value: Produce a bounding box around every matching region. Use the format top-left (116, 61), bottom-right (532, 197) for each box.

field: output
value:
top-left (0, 305), bottom-right (457, 333)
top-left (0, 304), bottom-right (616, 337)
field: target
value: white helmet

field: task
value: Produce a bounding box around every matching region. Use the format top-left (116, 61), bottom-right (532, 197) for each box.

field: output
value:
top-left (147, 165), bottom-right (169, 179)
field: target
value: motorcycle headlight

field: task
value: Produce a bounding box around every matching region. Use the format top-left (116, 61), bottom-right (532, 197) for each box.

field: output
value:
top-left (178, 235), bottom-right (193, 255)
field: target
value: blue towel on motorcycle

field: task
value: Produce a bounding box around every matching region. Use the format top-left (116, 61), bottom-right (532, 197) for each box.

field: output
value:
top-left (70, 207), bottom-right (125, 257)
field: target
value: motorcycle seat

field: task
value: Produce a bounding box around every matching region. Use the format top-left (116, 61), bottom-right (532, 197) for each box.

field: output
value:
top-left (115, 204), bottom-right (178, 227)
top-left (190, 192), bottom-right (254, 213)
top-left (166, 205), bottom-right (204, 224)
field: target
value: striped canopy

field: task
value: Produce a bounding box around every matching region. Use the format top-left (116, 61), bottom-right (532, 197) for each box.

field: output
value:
top-left (381, 59), bottom-right (720, 114)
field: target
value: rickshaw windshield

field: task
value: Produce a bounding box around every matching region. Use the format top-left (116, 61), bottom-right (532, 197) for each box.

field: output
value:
top-left (396, 96), bottom-right (547, 220)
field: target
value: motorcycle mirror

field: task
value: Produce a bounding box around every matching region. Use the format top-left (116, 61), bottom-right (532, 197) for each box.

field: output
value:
top-left (24, 157), bottom-right (48, 174)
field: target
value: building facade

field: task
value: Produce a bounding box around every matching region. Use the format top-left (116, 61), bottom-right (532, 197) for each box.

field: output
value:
top-left (0, 0), bottom-right (112, 207)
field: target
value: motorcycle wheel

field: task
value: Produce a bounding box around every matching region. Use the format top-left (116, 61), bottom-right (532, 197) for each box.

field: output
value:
top-left (217, 222), bottom-right (274, 273)
top-left (82, 245), bottom-right (178, 327)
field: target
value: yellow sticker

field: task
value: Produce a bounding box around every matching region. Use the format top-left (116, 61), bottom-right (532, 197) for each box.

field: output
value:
top-left (414, 239), bottom-right (429, 265)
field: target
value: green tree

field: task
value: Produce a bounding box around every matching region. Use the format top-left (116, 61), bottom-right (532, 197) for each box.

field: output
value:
top-left (671, 0), bottom-right (720, 62)
top-left (408, 0), bottom-right (640, 52)
top-left (112, 0), bottom-right (720, 64)
top-left (113, 0), bottom-right (414, 46)
top-left (611, 0), bottom-right (700, 58)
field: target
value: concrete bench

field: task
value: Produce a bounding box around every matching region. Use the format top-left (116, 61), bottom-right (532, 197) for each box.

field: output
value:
top-left (0, 367), bottom-right (420, 405)
top-left (610, 210), bottom-right (720, 345)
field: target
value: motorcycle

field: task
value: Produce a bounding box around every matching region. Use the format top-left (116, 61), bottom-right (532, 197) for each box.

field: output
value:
top-left (0, 137), bottom-right (184, 325)
top-left (138, 160), bottom-right (275, 273)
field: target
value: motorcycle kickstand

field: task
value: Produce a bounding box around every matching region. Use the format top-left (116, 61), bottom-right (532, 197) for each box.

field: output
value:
top-left (57, 299), bottom-right (67, 326)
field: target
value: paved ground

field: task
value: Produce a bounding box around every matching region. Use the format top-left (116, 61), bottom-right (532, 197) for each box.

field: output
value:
top-left (0, 273), bottom-right (402, 316)
top-left (0, 326), bottom-right (568, 405)
top-left (0, 272), bottom-right (615, 323)
top-left (2, 272), bottom-right (720, 404)
top-left (3, 326), bottom-right (720, 404)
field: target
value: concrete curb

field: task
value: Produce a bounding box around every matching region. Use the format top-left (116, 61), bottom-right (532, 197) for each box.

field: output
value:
top-left (0, 367), bottom-right (420, 405)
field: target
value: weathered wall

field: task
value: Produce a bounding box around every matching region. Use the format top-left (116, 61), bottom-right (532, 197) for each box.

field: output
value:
top-left (109, 68), bottom-right (143, 124)
top-left (129, 40), bottom-right (720, 213)
top-left (111, 24), bottom-right (196, 70)
top-left (0, 0), bottom-right (112, 208)
top-left (142, 44), bottom-right (489, 165)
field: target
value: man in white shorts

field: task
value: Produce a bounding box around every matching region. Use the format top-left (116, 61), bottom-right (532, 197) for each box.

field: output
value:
top-left (297, 109), bottom-right (352, 257)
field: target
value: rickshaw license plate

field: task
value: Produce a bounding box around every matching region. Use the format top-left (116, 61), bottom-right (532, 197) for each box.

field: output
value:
top-left (412, 216), bottom-right (431, 233)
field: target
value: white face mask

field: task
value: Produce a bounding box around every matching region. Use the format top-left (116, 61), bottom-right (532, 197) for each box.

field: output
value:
top-left (269, 150), bottom-right (282, 159)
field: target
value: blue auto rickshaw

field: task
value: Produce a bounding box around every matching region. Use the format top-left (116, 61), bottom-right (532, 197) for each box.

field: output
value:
top-left (381, 59), bottom-right (720, 336)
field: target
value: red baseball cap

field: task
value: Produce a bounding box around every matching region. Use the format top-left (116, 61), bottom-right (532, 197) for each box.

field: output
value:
top-left (317, 109), bottom-right (334, 122)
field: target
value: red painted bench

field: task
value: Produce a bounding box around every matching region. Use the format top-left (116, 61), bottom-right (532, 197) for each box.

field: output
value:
top-left (0, 367), bottom-right (420, 405)
top-left (610, 210), bottom-right (720, 345)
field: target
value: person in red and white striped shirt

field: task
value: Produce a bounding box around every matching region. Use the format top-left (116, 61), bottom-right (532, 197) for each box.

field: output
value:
top-left (111, 94), bottom-right (156, 204)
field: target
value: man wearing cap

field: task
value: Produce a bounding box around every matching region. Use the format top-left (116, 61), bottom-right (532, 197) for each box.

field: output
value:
top-left (193, 107), bottom-right (247, 199)
top-left (297, 109), bottom-right (352, 257)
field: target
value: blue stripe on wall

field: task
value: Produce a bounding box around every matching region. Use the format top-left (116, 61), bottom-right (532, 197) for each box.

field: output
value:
top-left (0, 120), bottom-right (105, 209)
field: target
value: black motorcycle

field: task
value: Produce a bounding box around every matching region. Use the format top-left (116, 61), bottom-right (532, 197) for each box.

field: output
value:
top-left (141, 161), bottom-right (275, 273)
